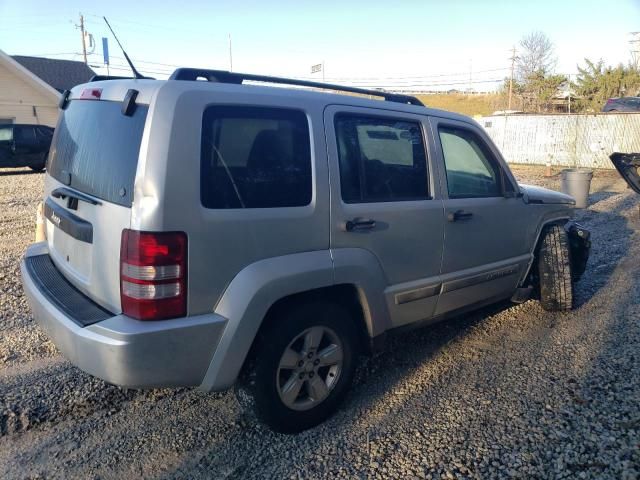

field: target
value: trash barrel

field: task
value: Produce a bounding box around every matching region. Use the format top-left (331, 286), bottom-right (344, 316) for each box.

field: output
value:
top-left (561, 169), bottom-right (593, 208)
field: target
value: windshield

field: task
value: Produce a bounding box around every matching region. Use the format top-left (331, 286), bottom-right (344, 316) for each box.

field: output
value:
top-left (48, 100), bottom-right (148, 207)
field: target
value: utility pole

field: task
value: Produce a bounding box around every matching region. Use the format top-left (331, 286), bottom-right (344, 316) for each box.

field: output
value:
top-left (508, 46), bottom-right (517, 110)
top-left (228, 33), bottom-right (233, 72)
top-left (567, 73), bottom-right (571, 114)
top-left (630, 32), bottom-right (640, 70)
top-left (79, 14), bottom-right (88, 65)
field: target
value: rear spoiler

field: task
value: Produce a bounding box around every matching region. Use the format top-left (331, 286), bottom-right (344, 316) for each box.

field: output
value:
top-left (89, 75), bottom-right (156, 82)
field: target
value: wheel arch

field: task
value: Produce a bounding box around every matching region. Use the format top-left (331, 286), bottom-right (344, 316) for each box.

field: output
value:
top-left (519, 214), bottom-right (571, 287)
top-left (198, 248), bottom-right (389, 392)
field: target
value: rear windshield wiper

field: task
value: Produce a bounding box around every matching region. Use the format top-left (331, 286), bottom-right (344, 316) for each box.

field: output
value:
top-left (51, 187), bottom-right (102, 207)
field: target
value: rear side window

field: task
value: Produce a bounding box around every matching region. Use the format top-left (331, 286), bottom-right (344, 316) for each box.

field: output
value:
top-left (335, 114), bottom-right (428, 203)
top-left (201, 106), bottom-right (312, 209)
top-left (48, 100), bottom-right (148, 207)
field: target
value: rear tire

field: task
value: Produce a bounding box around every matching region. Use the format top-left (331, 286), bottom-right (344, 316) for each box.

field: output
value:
top-left (538, 225), bottom-right (573, 311)
top-left (236, 301), bottom-right (358, 433)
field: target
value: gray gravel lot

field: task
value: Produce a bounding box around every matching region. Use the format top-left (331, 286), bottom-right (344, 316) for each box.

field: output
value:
top-left (0, 165), bottom-right (638, 479)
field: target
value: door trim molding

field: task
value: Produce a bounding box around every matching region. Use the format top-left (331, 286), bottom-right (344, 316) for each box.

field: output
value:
top-left (395, 283), bottom-right (441, 305)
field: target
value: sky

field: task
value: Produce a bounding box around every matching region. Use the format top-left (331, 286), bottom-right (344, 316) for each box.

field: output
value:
top-left (0, 0), bottom-right (638, 91)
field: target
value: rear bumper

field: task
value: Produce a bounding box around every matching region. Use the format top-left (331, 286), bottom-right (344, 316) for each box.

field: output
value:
top-left (21, 242), bottom-right (227, 389)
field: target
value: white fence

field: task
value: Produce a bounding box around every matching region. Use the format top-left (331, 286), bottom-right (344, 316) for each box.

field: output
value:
top-left (479, 113), bottom-right (640, 169)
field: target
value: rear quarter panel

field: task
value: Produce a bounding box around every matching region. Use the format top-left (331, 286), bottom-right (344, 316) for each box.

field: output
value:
top-left (134, 85), bottom-right (331, 316)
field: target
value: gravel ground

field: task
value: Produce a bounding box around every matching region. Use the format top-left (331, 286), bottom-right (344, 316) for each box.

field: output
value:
top-left (0, 165), bottom-right (638, 479)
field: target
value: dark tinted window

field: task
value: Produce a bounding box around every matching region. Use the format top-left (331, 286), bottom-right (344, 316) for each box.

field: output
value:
top-left (438, 127), bottom-right (501, 198)
top-left (201, 106), bottom-right (311, 209)
top-left (15, 126), bottom-right (36, 143)
top-left (335, 114), bottom-right (428, 203)
top-left (48, 100), bottom-right (148, 207)
top-left (36, 126), bottom-right (53, 139)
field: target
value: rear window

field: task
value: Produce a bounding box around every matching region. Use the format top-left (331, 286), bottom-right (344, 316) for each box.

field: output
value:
top-left (48, 100), bottom-right (148, 207)
top-left (201, 106), bottom-right (312, 209)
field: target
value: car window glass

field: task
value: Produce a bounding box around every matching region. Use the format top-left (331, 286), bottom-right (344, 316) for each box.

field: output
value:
top-left (201, 106), bottom-right (312, 209)
top-left (36, 127), bottom-right (51, 138)
top-left (438, 127), bottom-right (501, 198)
top-left (48, 100), bottom-right (148, 207)
top-left (0, 127), bottom-right (12, 142)
top-left (335, 114), bottom-right (428, 203)
top-left (15, 127), bottom-right (36, 143)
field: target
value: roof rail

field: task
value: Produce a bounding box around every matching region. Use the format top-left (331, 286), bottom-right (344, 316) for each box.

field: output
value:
top-left (168, 68), bottom-right (425, 106)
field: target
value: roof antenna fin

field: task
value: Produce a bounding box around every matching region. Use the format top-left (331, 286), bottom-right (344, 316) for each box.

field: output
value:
top-left (103, 17), bottom-right (145, 79)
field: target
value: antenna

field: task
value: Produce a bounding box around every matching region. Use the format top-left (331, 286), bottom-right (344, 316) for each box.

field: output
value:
top-left (103, 16), bottom-right (145, 79)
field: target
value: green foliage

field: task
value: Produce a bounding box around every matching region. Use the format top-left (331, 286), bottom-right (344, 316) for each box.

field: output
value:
top-left (497, 31), bottom-right (567, 113)
top-left (497, 72), bottom-right (567, 113)
top-left (523, 72), bottom-right (567, 112)
top-left (573, 59), bottom-right (640, 112)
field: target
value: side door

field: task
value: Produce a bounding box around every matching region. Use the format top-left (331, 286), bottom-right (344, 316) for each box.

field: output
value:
top-left (13, 126), bottom-right (38, 165)
top-left (428, 117), bottom-right (531, 316)
top-left (325, 105), bottom-right (445, 328)
top-left (0, 126), bottom-right (13, 165)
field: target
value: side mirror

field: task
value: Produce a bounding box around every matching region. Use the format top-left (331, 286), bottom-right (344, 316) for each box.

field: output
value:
top-left (503, 189), bottom-right (523, 199)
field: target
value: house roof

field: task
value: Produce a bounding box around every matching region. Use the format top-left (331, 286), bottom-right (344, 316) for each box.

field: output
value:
top-left (11, 56), bottom-right (95, 93)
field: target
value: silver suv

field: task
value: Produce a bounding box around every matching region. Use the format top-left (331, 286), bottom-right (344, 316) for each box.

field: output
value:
top-left (21, 69), bottom-right (590, 433)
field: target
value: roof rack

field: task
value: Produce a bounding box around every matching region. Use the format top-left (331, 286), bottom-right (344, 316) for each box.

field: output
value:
top-left (168, 68), bottom-right (425, 106)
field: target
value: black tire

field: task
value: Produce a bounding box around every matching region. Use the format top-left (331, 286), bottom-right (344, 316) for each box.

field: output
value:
top-left (236, 301), bottom-right (358, 433)
top-left (29, 152), bottom-right (47, 172)
top-left (538, 224), bottom-right (573, 311)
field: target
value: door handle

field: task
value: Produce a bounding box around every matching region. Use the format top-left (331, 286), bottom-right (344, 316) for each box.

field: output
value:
top-left (447, 210), bottom-right (473, 222)
top-left (344, 217), bottom-right (376, 232)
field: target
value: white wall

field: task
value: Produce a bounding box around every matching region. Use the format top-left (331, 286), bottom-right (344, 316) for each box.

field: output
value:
top-left (479, 113), bottom-right (640, 170)
top-left (0, 62), bottom-right (58, 126)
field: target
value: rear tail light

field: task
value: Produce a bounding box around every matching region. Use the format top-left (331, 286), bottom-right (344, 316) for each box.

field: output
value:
top-left (120, 229), bottom-right (187, 320)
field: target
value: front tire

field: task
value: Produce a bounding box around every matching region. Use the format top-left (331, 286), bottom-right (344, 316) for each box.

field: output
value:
top-left (238, 301), bottom-right (358, 433)
top-left (538, 225), bottom-right (573, 311)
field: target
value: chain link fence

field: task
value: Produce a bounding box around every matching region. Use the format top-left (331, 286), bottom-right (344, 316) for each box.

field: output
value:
top-left (479, 113), bottom-right (640, 169)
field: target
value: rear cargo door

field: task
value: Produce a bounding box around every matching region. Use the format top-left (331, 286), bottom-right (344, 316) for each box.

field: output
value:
top-left (43, 98), bottom-right (148, 313)
top-left (610, 152), bottom-right (640, 194)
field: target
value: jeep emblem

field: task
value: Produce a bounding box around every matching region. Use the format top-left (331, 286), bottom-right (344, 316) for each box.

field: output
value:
top-left (51, 212), bottom-right (61, 227)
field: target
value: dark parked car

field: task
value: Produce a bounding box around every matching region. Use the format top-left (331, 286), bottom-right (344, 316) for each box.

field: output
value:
top-left (602, 97), bottom-right (640, 112)
top-left (0, 124), bottom-right (54, 171)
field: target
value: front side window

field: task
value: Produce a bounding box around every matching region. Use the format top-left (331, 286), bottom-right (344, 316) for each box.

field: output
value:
top-left (335, 114), bottom-right (428, 203)
top-left (438, 127), bottom-right (502, 198)
top-left (201, 106), bottom-right (312, 209)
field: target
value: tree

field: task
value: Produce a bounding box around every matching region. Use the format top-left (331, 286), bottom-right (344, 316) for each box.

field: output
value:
top-left (573, 59), bottom-right (640, 112)
top-left (517, 31), bottom-right (556, 82)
